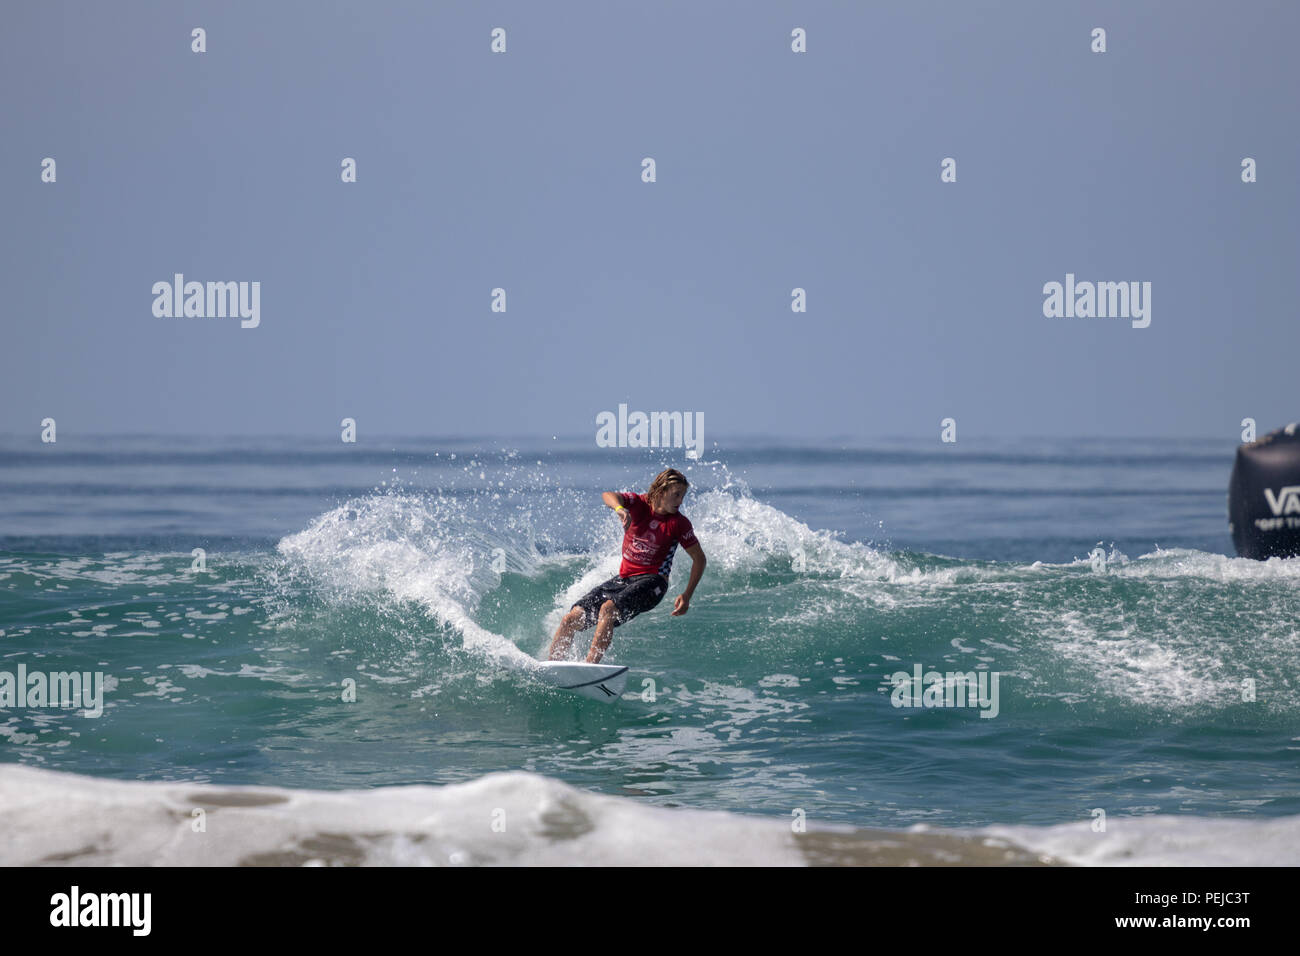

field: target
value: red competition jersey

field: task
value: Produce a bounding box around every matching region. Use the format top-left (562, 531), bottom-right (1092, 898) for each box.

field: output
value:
top-left (617, 492), bottom-right (698, 578)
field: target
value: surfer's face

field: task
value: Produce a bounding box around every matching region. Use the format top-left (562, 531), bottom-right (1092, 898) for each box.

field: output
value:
top-left (654, 483), bottom-right (687, 515)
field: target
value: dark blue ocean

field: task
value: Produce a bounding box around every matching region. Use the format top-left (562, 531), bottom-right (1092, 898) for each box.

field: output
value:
top-left (2, 435), bottom-right (1297, 865)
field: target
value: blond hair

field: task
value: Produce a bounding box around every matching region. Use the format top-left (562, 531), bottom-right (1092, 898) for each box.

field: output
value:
top-left (646, 468), bottom-right (689, 509)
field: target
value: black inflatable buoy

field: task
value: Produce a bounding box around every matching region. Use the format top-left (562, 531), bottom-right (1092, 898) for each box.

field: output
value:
top-left (1228, 422), bottom-right (1300, 559)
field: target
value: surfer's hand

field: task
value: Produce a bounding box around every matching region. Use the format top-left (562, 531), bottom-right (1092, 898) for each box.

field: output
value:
top-left (672, 595), bottom-right (689, 616)
top-left (616, 507), bottom-right (630, 529)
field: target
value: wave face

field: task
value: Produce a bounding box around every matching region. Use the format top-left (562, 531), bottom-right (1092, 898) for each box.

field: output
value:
top-left (1, 436), bottom-right (1298, 862)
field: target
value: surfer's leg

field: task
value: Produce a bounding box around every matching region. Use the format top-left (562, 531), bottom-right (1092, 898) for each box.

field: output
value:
top-left (585, 575), bottom-right (668, 662)
top-left (585, 600), bottom-right (619, 663)
top-left (546, 606), bottom-right (588, 660)
top-left (549, 579), bottom-right (619, 659)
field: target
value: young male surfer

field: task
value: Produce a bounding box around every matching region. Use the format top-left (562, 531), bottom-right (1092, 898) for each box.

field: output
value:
top-left (547, 468), bottom-right (706, 664)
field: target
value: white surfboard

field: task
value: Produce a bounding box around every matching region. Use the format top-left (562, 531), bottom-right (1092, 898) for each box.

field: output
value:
top-left (533, 661), bottom-right (629, 702)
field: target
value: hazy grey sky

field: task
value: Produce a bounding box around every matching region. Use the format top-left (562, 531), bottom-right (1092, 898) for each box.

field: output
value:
top-left (3, 0), bottom-right (1296, 441)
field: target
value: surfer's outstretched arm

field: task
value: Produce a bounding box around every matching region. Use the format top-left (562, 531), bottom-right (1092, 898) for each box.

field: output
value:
top-left (672, 542), bottom-right (706, 616)
top-left (602, 490), bottom-right (631, 528)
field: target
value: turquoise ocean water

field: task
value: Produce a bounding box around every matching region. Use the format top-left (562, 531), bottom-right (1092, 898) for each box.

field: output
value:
top-left (2, 435), bottom-right (1298, 865)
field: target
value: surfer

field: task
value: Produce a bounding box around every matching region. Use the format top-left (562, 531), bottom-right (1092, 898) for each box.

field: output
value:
top-left (547, 468), bottom-right (706, 664)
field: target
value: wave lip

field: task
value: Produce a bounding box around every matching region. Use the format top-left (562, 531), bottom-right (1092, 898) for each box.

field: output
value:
top-left (274, 493), bottom-right (536, 666)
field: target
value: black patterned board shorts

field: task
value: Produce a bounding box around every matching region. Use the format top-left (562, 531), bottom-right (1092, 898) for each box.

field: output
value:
top-left (573, 574), bottom-right (669, 628)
